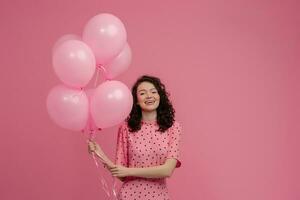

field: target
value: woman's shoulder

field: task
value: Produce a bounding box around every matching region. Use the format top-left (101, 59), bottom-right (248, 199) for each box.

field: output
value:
top-left (167, 120), bottom-right (182, 134)
top-left (118, 121), bottom-right (129, 132)
top-left (172, 120), bottom-right (182, 129)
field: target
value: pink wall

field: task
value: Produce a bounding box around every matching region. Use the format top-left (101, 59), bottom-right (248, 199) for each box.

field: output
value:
top-left (0, 0), bottom-right (299, 200)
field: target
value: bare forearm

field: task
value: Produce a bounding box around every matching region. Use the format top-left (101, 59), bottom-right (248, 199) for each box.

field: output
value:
top-left (129, 164), bottom-right (170, 179)
top-left (110, 159), bottom-right (177, 180)
top-left (95, 153), bottom-right (125, 182)
top-left (128, 159), bottom-right (178, 179)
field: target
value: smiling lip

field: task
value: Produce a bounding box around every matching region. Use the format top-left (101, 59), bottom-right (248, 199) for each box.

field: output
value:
top-left (145, 100), bottom-right (155, 105)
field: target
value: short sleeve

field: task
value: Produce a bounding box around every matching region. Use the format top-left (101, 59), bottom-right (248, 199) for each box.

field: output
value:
top-left (115, 123), bottom-right (128, 167)
top-left (167, 121), bottom-right (182, 168)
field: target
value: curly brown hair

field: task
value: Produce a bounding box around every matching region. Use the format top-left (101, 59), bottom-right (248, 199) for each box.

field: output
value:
top-left (126, 75), bottom-right (175, 132)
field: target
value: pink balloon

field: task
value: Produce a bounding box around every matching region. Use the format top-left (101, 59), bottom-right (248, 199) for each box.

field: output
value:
top-left (52, 34), bottom-right (81, 53)
top-left (46, 84), bottom-right (89, 131)
top-left (82, 13), bottom-right (127, 64)
top-left (104, 43), bottom-right (132, 79)
top-left (52, 40), bottom-right (96, 88)
top-left (90, 81), bottom-right (133, 129)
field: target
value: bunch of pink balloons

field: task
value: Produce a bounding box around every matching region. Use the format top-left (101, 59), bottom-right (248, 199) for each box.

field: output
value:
top-left (47, 13), bottom-right (133, 132)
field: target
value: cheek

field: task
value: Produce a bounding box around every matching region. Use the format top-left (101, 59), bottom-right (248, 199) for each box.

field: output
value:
top-left (156, 94), bottom-right (160, 101)
top-left (137, 95), bottom-right (144, 104)
top-left (155, 95), bottom-right (160, 105)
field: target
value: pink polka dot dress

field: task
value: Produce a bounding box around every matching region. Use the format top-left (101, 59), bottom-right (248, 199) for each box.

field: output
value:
top-left (115, 120), bottom-right (182, 200)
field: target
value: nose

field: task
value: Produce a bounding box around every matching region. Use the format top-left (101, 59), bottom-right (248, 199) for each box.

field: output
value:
top-left (146, 92), bottom-right (153, 98)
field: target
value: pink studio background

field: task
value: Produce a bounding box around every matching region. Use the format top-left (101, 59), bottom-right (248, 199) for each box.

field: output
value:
top-left (0, 0), bottom-right (299, 200)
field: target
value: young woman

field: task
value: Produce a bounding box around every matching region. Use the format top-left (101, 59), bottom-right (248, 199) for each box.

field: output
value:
top-left (88, 75), bottom-right (182, 200)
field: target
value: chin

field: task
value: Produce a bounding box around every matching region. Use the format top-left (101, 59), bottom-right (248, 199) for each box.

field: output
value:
top-left (141, 106), bottom-right (158, 112)
top-left (142, 108), bottom-right (157, 112)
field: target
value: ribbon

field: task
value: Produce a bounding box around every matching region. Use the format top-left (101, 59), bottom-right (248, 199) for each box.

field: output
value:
top-left (87, 130), bottom-right (118, 199)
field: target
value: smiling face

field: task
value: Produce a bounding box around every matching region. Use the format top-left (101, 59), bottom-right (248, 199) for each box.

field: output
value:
top-left (136, 81), bottom-right (160, 112)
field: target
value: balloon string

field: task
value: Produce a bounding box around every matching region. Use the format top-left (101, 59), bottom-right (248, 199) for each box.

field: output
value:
top-left (89, 131), bottom-right (99, 169)
top-left (92, 152), bottom-right (111, 197)
top-left (97, 64), bottom-right (111, 81)
top-left (94, 67), bottom-right (100, 87)
top-left (89, 130), bottom-right (118, 199)
top-left (112, 177), bottom-right (118, 199)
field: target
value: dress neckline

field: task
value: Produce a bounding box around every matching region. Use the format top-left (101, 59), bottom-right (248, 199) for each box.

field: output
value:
top-left (141, 120), bottom-right (157, 125)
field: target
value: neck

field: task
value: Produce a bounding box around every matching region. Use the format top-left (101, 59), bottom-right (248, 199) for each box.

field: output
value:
top-left (141, 110), bottom-right (157, 122)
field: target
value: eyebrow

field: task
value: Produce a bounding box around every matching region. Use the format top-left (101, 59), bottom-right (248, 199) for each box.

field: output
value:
top-left (137, 88), bottom-right (157, 92)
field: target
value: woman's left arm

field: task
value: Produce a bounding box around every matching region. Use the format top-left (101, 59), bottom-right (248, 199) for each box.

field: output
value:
top-left (110, 158), bottom-right (178, 179)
